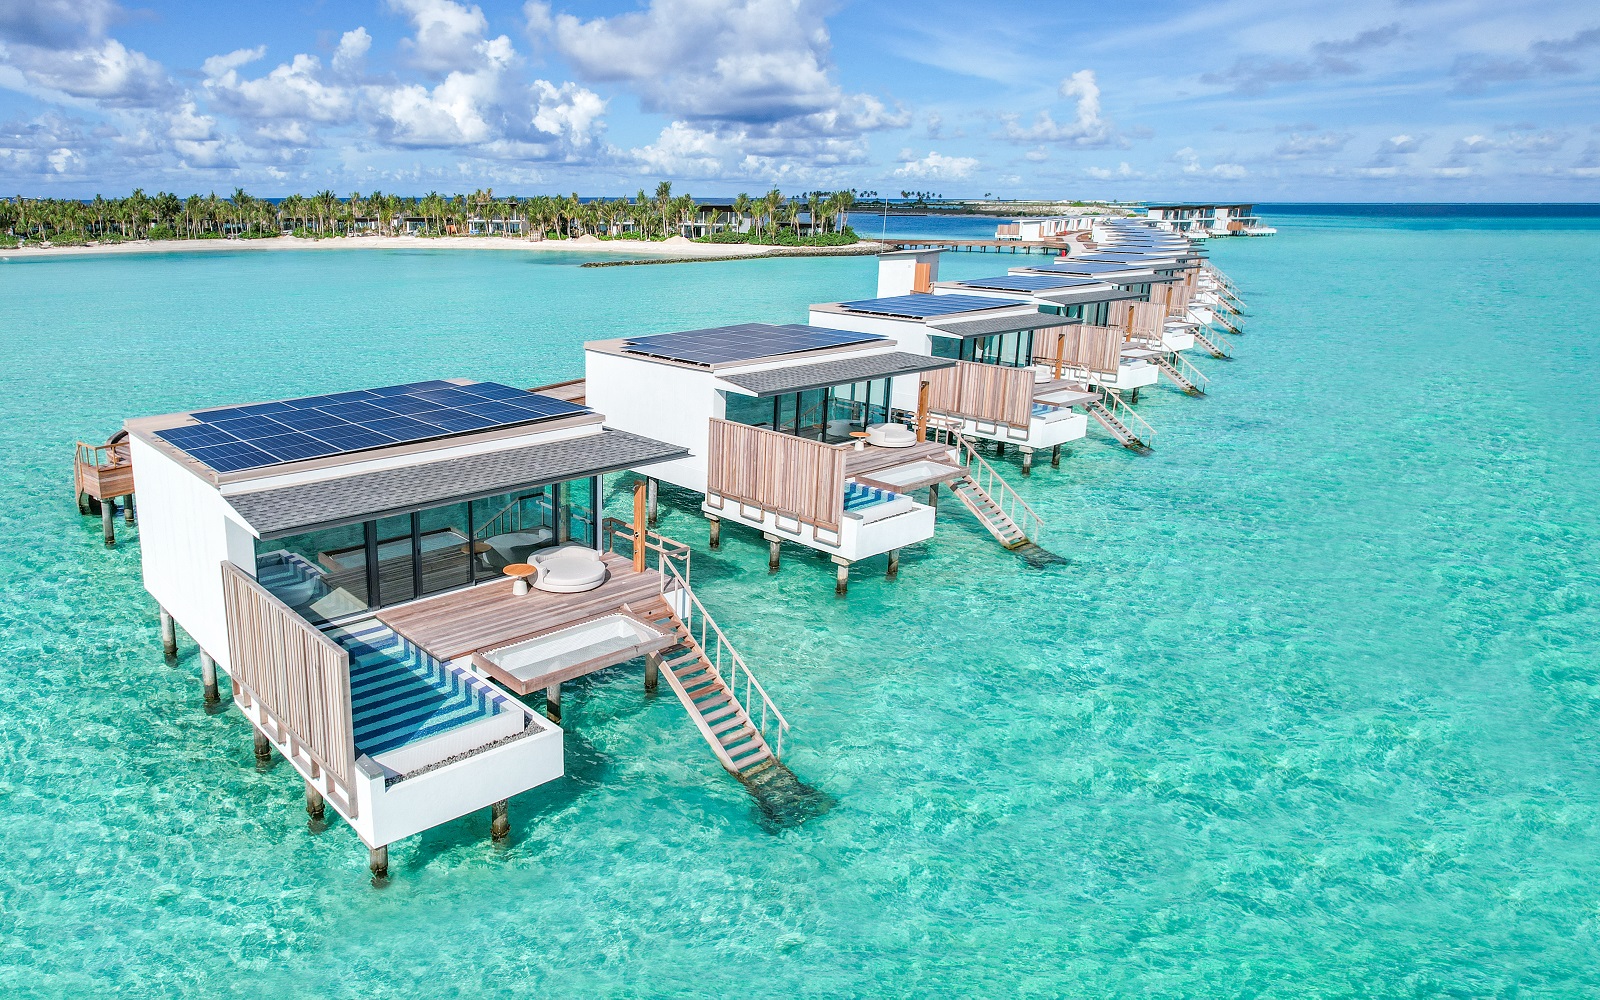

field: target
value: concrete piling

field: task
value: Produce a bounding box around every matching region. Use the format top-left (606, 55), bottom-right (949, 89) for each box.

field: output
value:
top-left (253, 727), bottom-right (272, 764)
top-left (159, 609), bottom-right (178, 659)
top-left (644, 652), bottom-right (660, 693)
top-left (369, 845), bottom-right (388, 880)
top-left (545, 683), bottom-right (561, 724)
top-left (708, 516), bottom-right (721, 550)
top-left (765, 534), bottom-right (781, 573)
top-left (834, 558), bottom-right (850, 596)
top-left (305, 781), bottom-right (326, 823)
top-left (199, 652), bottom-right (219, 705)
top-left (886, 549), bottom-right (900, 580)
top-left (927, 484), bottom-right (938, 511)
top-left (646, 478), bottom-right (659, 528)
top-left (101, 502), bottom-right (116, 546)
top-left (1051, 444), bottom-right (1062, 468)
top-left (491, 799), bottom-right (510, 842)
top-left (1021, 448), bottom-right (1034, 476)
top-left (123, 494), bottom-right (136, 525)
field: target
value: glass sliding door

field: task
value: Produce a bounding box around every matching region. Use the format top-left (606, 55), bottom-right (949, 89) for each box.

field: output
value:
top-left (373, 513), bottom-right (416, 606)
top-left (795, 388), bottom-right (829, 440)
top-left (418, 502), bottom-right (472, 596)
top-left (254, 522), bottom-right (370, 625)
top-left (470, 487), bottom-right (556, 570)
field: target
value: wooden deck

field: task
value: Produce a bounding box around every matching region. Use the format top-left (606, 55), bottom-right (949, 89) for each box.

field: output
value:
top-left (376, 552), bottom-right (667, 662)
top-left (843, 440), bottom-right (960, 478)
top-left (74, 438), bottom-right (134, 501)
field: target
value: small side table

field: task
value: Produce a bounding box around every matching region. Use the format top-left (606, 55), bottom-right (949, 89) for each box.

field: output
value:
top-left (849, 430), bottom-right (871, 451)
top-left (502, 562), bottom-right (535, 596)
top-left (460, 539), bottom-right (493, 569)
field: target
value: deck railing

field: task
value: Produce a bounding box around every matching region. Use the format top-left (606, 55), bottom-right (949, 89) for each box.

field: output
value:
top-left (74, 436), bottom-right (135, 500)
top-left (924, 359), bottom-right (1035, 429)
top-left (1167, 350), bottom-right (1211, 393)
top-left (706, 418), bottom-right (846, 533)
top-left (221, 562), bottom-right (357, 814)
top-left (929, 421), bottom-right (1046, 544)
top-left (1101, 390), bottom-right (1157, 446)
top-left (601, 517), bottom-right (787, 761)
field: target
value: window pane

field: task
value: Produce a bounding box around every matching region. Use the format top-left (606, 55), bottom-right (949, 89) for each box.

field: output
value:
top-left (374, 513), bottom-right (416, 605)
top-left (254, 523), bottom-right (369, 624)
top-left (471, 488), bottom-right (555, 571)
top-left (930, 336), bottom-right (959, 360)
top-left (565, 477), bottom-right (597, 547)
top-left (723, 391), bottom-right (773, 428)
top-left (418, 503), bottom-right (472, 596)
top-left (796, 388), bottom-right (828, 440)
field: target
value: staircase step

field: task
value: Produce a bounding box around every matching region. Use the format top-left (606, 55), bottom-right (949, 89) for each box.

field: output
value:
top-left (701, 703), bottom-right (739, 724)
top-left (730, 747), bottom-right (772, 772)
top-left (710, 715), bottom-right (747, 736)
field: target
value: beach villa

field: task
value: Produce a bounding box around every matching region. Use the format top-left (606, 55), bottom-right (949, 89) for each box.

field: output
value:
top-left (125, 378), bottom-right (801, 877)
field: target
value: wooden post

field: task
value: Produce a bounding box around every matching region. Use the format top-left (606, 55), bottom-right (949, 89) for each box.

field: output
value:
top-left (765, 534), bottom-right (781, 573)
top-left (708, 516), bottom-right (721, 549)
top-left (253, 726), bottom-right (272, 764)
top-left (123, 494), bottom-right (136, 525)
top-left (644, 652), bottom-right (660, 692)
top-left (1053, 331), bottom-right (1066, 380)
top-left (927, 483), bottom-right (938, 511)
top-left (886, 549), bottom-right (900, 580)
top-left (369, 845), bottom-right (388, 880)
top-left (159, 608), bottom-right (177, 659)
top-left (631, 481), bottom-right (647, 574)
top-left (916, 380), bottom-right (930, 442)
top-left (1051, 444), bottom-right (1062, 468)
top-left (833, 559), bottom-right (849, 596)
top-left (305, 780), bottom-right (325, 823)
top-left (995, 442), bottom-right (1006, 457)
top-left (1021, 448), bottom-right (1034, 476)
top-left (646, 478), bottom-right (659, 527)
top-left (199, 652), bottom-right (219, 705)
top-left (101, 502), bottom-right (116, 547)
top-left (545, 683), bottom-right (561, 723)
top-left (490, 799), bottom-right (510, 842)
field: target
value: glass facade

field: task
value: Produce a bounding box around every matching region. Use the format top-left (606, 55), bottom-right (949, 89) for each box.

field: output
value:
top-left (253, 477), bottom-right (600, 624)
top-left (723, 379), bottom-right (893, 443)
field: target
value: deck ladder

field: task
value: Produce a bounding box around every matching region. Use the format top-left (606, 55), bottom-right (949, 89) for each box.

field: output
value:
top-left (1190, 326), bottom-right (1233, 359)
top-left (929, 423), bottom-right (1046, 550)
top-left (1152, 351), bottom-right (1209, 396)
top-left (1085, 391), bottom-right (1154, 452)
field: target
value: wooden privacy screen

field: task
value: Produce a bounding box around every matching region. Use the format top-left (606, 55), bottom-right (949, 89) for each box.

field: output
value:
top-left (913, 262), bottom-right (933, 293)
top-left (1034, 325), bottom-right (1124, 375)
top-left (707, 418), bottom-right (846, 532)
top-left (222, 562), bottom-right (357, 802)
top-left (924, 359), bottom-right (1035, 429)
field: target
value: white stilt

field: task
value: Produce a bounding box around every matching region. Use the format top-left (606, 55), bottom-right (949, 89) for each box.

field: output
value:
top-left (644, 652), bottom-right (660, 692)
top-left (1021, 448), bottom-right (1034, 476)
top-left (160, 609), bottom-right (177, 659)
top-left (886, 549), bottom-right (900, 580)
top-left (199, 652), bottom-right (219, 705)
top-left (765, 534), bottom-right (781, 573)
top-left (253, 726), bottom-right (272, 764)
top-left (545, 683), bottom-right (561, 723)
top-left (646, 478), bottom-right (659, 527)
top-left (833, 558), bottom-right (850, 596)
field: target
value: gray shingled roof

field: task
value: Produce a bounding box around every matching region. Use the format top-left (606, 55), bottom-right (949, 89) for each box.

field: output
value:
top-left (1035, 286), bottom-right (1144, 307)
top-left (717, 352), bottom-right (955, 397)
top-left (926, 312), bottom-right (1071, 339)
top-left (228, 428), bottom-right (687, 537)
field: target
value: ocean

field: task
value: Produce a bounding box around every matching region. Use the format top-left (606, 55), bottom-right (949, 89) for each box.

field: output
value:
top-left (2, 206), bottom-right (1598, 996)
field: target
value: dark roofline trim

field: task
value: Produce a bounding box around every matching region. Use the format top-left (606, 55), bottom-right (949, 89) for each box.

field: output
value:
top-left (717, 352), bottom-right (957, 397)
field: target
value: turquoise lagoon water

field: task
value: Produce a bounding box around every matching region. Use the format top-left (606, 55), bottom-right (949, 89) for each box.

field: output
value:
top-left (2, 211), bottom-right (1600, 996)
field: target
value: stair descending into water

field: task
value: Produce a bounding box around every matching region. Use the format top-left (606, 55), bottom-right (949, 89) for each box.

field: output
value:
top-left (1152, 355), bottom-right (1204, 395)
top-left (327, 619), bottom-right (511, 759)
top-left (1191, 327), bottom-right (1232, 359)
top-left (949, 473), bottom-right (1027, 549)
top-left (1085, 399), bottom-right (1151, 452)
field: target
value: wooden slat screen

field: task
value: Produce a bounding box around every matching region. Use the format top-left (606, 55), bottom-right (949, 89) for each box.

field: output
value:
top-left (707, 419), bottom-right (846, 532)
top-left (1033, 325), bottom-right (1123, 375)
top-left (221, 562), bottom-right (356, 799)
top-left (924, 360), bottom-right (1034, 429)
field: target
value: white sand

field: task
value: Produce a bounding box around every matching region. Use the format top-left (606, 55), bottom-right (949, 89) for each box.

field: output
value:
top-left (0, 234), bottom-right (780, 260)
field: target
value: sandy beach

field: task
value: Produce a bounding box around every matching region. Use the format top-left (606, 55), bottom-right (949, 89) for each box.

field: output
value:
top-left (0, 233), bottom-right (873, 261)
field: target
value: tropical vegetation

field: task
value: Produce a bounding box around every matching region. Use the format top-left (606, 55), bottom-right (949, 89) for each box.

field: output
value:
top-left (0, 183), bottom-right (866, 246)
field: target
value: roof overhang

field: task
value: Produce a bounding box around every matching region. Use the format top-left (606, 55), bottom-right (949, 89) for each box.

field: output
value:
top-left (716, 351), bottom-right (956, 397)
top-left (926, 312), bottom-right (1073, 339)
top-left (228, 428), bottom-right (688, 538)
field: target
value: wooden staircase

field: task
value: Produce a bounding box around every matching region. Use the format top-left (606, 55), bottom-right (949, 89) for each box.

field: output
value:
top-left (1152, 354), bottom-right (1204, 395)
top-left (1086, 398), bottom-right (1151, 452)
top-left (949, 473), bottom-right (1028, 549)
top-left (630, 597), bottom-right (780, 778)
top-left (1191, 327), bottom-right (1232, 359)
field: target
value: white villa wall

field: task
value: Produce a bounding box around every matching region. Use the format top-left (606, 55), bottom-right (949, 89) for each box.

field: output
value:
top-left (704, 496), bottom-right (935, 563)
top-left (876, 251), bottom-right (942, 297)
top-left (584, 350), bottom-right (718, 493)
top-left (130, 436), bottom-right (258, 673)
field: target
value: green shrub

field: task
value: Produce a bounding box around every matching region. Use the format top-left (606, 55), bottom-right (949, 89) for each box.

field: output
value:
top-left (146, 225), bottom-right (176, 240)
top-left (697, 226), bottom-right (858, 247)
top-left (0, 233), bottom-right (20, 249)
top-left (50, 231), bottom-right (90, 246)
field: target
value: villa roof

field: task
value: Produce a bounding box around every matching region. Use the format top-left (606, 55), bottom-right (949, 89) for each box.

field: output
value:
top-left (227, 428), bottom-right (686, 537)
top-left (926, 311), bottom-right (1072, 339)
top-left (718, 352), bottom-right (955, 397)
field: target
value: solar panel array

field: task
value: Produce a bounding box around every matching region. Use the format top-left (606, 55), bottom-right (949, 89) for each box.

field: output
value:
top-left (837, 293), bottom-right (1029, 320)
top-left (157, 380), bottom-right (589, 473)
top-left (1030, 260), bottom-right (1151, 275)
top-left (622, 323), bottom-right (883, 366)
top-left (956, 274), bottom-right (1106, 293)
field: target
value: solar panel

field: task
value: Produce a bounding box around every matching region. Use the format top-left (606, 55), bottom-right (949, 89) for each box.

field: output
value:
top-left (956, 275), bottom-right (1105, 293)
top-left (622, 323), bottom-right (883, 366)
top-left (156, 380), bottom-right (590, 475)
top-left (1028, 261), bottom-right (1150, 275)
top-left (837, 294), bottom-right (1029, 319)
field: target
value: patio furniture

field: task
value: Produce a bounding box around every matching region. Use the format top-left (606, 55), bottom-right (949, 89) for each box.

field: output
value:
top-left (483, 529), bottom-right (554, 569)
top-left (531, 545), bottom-right (608, 594)
top-left (864, 423), bottom-right (916, 449)
top-left (502, 562), bottom-right (535, 596)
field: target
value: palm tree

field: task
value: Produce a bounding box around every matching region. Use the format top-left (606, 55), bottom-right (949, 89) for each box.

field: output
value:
top-left (732, 193), bottom-right (751, 237)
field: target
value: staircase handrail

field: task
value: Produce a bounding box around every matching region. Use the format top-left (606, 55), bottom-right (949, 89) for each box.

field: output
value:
top-left (600, 516), bottom-right (693, 585)
top-left (932, 424), bottom-right (1046, 544)
top-left (1101, 390), bottom-right (1156, 446)
top-left (1167, 350), bottom-right (1211, 392)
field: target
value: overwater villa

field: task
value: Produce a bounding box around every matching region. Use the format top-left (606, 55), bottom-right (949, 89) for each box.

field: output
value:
top-left (123, 378), bottom-right (803, 877)
top-left (809, 252), bottom-right (1096, 465)
top-left (1143, 203), bottom-right (1276, 237)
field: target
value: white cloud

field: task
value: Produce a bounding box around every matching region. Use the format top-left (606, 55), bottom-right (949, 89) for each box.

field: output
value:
top-left (530, 79), bottom-right (606, 145)
top-left (526, 0), bottom-right (905, 154)
top-left (1274, 131), bottom-right (1349, 157)
top-left (893, 149), bottom-right (977, 180)
top-left (390, 0), bottom-right (497, 74)
top-left (1378, 133), bottom-right (1423, 155)
top-left (1084, 161), bottom-right (1145, 180)
top-left (204, 50), bottom-right (357, 127)
top-left (333, 28), bottom-right (373, 76)
top-left (1175, 146), bottom-right (1246, 179)
top-left (4, 36), bottom-right (172, 106)
top-left (1002, 68), bottom-right (1121, 147)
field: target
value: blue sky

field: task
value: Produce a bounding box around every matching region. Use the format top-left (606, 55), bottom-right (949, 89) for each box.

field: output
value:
top-left (0, 0), bottom-right (1596, 199)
